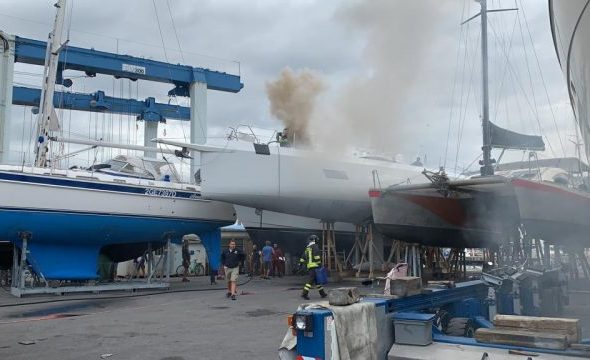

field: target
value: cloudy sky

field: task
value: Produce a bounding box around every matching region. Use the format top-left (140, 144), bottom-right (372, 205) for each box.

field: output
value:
top-left (0, 0), bottom-right (579, 173)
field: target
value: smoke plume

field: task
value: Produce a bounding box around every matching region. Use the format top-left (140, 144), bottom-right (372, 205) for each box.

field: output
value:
top-left (266, 67), bottom-right (325, 146)
top-left (266, 0), bottom-right (461, 156)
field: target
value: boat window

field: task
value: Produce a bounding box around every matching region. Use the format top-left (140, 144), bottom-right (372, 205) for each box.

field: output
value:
top-left (106, 159), bottom-right (126, 172)
top-left (359, 155), bottom-right (395, 163)
top-left (553, 175), bottom-right (569, 186)
top-left (120, 163), bottom-right (135, 174)
top-left (114, 162), bottom-right (154, 180)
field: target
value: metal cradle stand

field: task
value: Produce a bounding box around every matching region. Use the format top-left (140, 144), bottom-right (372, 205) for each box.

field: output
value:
top-left (10, 232), bottom-right (171, 298)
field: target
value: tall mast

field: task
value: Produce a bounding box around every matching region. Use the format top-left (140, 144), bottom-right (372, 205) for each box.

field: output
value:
top-left (34, 0), bottom-right (67, 168)
top-left (479, 0), bottom-right (494, 176)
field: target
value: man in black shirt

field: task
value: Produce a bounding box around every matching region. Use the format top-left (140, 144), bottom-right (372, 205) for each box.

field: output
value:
top-left (181, 237), bottom-right (191, 282)
top-left (221, 240), bottom-right (245, 300)
top-left (249, 244), bottom-right (261, 277)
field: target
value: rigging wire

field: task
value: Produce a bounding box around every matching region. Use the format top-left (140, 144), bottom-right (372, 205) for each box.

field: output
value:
top-left (166, 0), bottom-right (185, 64)
top-left (152, 0), bottom-right (195, 144)
top-left (453, 11), bottom-right (472, 175)
top-left (128, 79), bottom-right (132, 157)
top-left (516, 6), bottom-right (544, 137)
top-left (444, 0), bottom-right (468, 169)
top-left (490, 7), bottom-right (519, 124)
top-left (20, 107), bottom-right (27, 166)
top-left (165, 0), bottom-right (190, 143)
top-left (152, 0), bottom-right (170, 64)
top-left (454, 26), bottom-right (480, 175)
top-left (460, 151), bottom-right (484, 175)
top-left (518, 0), bottom-right (566, 157)
top-left (66, 102), bottom-right (72, 169)
top-left (452, 0), bottom-right (569, 172)
top-left (27, 107), bottom-right (35, 166)
top-left (0, 11), bottom-right (234, 67)
top-left (487, 17), bottom-right (557, 157)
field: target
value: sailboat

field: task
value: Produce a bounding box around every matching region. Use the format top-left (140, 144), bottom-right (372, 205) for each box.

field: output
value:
top-left (549, 0), bottom-right (590, 162)
top-left (155, 122), bottom-right (434, 262)
top-left (0, 0), bottom-right (235, 281)
top-left (158, 125), bottom-right (402, 254)
top-left (157, 131), bottom-right (430, 226)
top-left (370, 0), bottom-right (590, 249)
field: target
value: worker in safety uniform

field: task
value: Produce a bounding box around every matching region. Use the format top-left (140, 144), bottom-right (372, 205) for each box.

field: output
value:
top-left (299, 235), bottom-right (327, 300)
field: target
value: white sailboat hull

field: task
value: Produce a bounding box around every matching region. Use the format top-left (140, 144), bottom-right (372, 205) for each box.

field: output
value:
top-left (200, 143), bottom-right (427, 224)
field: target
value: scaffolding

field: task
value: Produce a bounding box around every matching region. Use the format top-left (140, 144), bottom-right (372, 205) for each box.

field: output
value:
top-left (321, 221), bottom-right (343, 275)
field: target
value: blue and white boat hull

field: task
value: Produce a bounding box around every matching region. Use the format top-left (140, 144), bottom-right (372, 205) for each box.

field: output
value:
top-left (0, 166), bottom-right (236, 280)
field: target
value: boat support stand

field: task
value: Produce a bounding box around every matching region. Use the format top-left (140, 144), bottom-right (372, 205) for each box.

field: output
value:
top-left (10, 234), bottom-right (172, 298)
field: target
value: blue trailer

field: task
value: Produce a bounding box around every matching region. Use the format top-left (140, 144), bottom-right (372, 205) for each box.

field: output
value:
top-left (284, 280), bottom-right (587, 359)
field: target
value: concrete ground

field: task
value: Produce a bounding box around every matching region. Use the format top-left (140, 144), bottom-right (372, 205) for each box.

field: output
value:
top-left (0, 276), bottom-right (589, 360)
top-left (0, 275), bottom-right (330, 360)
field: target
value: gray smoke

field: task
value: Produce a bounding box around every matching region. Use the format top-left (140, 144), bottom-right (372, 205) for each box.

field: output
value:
top-left (322, 0), bottom-right (461, 153)
top-left (266, 0), bottom-right (462, 156)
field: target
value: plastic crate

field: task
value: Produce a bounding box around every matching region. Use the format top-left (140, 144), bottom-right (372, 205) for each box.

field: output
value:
top-left (393, 313), bottom-right (434, 346)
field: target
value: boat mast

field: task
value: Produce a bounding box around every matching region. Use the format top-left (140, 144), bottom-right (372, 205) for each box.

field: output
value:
top-left (34, 0), bottom-right (67, 168)
top-left (479, 0), bottom-right (494, 176)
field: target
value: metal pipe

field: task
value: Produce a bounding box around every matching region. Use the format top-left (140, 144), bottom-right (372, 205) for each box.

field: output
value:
top-left (53, 136), bottom-right (177, 155)
top-left (480, 0), bottom-right (493, 176)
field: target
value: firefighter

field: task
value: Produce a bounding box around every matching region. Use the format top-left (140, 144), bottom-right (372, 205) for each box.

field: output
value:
top-left (299, 235), bottom-right (327, 300)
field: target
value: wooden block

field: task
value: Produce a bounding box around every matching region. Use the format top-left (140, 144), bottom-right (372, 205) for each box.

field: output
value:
top-left (328, 287), bottom-right (360, 306)
top-left (508, 349), bottom-right (539, 356)
top-left (390, 277), bottom-right (422, 297)
top-left (475, 327), bottom-right (567, 350)
top-left (493, 315), bottom-right (581, 343)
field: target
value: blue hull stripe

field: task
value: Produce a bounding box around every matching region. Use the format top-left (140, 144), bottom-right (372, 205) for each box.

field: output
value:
top-left (0, 206), bottom-right (227, 223)
top-left (0, 171), bottom-right (201, 199)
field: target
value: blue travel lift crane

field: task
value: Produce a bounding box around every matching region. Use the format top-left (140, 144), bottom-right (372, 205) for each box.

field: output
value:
top-left (0, 28), bottom-right (243, 292)
top-left (0, 32), bottom-right (242, 162)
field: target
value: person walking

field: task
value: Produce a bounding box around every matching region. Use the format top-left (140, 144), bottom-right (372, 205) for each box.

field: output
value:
top-left (181, 238), bottom-right (191, 282)
top-left (272, 243), bottom-right (285, 278)
top-left (249, 244), bottom-right (261, 277)
top-left (299, 235), bottom-right (327, 300)
top-left (221, 240), bottom-right (245, 300)
top-left (133, 255), bottom-right (145, 278)
top-left (261, 241), bottom-right (274, 279)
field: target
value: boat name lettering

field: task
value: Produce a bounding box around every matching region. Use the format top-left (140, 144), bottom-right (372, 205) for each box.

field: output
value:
top-left (122, 64), bottom-right (146, 75)
top-left (144, 188), bottom-right (176, 197)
